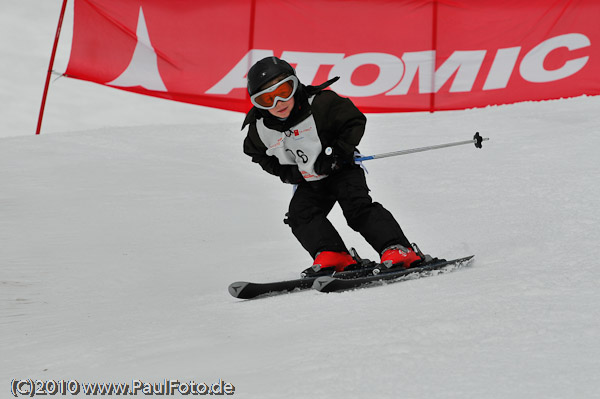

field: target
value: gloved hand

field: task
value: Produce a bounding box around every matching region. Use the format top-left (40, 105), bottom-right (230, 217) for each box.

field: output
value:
top-left (280, 166), bottom-right (304, 184)
top-left (313, 146), bottom-right (352, 175)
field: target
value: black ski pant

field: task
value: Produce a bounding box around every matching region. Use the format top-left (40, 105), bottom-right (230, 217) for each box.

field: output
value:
top-left (285, 166), bottom-right (411, 259)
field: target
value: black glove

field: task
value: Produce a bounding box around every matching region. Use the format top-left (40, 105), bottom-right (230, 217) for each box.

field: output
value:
top-left (280, 166), bottom-right (304, 184)
top-left (314, 146), bottom-right (353, 175)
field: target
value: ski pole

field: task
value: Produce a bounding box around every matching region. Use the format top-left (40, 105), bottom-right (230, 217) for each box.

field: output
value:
top-left (353, 132), bottom-right (488, 162)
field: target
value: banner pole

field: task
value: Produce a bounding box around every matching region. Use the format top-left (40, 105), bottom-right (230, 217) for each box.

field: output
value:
top-left (429, 0), bottom-right (438, 113)
top-left (36, 0), bottom-right (68, 135)
top-left (245, 0), bottom-right (256, 104)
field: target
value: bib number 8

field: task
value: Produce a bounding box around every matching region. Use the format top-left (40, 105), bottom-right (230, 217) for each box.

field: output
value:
top-left (286, 149), bottom-right (309, 164)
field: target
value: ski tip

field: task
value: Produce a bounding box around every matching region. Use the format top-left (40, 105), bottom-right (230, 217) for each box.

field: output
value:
top-left (228, 281), bottom-right (250, 298)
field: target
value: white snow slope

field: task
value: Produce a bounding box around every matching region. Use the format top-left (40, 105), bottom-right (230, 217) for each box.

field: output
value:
top-left (2, 2), bottom-right (600, 399)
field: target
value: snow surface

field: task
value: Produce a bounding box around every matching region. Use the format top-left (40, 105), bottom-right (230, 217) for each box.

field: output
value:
top-left (2, 2), bottom-right (600, 398)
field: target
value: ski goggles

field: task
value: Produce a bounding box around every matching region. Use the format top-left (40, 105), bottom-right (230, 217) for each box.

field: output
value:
top-left (250, 75), bottom-right (298, 110)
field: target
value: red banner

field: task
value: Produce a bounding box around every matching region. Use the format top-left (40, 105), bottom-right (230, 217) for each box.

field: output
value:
top-left (65, 0), bottom-right (600, 113)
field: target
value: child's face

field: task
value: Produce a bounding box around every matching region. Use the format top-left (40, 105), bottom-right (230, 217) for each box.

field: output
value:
top-left (258, 75), bottom-right (296, 119)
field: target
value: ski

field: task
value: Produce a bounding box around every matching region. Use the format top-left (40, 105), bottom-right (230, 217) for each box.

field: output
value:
top-left (312, 255), bottom-right (474, 293)
top-left (228, 265), bottom-right (378, 299)
top-left (228, 248), bottom-right (377, 299)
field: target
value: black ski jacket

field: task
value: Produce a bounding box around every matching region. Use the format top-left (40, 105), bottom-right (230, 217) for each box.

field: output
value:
top-left (242, 78), bottom-right (366, 184)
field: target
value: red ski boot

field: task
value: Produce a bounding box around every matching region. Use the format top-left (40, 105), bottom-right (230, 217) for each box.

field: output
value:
top-left (302, 251), bottom-right (358, 277)
top-left (380, 245), bottom-right (422, 270)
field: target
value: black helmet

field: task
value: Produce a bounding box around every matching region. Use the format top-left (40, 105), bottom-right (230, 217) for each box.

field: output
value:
top-left (247, 56), bottom-right (296, 96)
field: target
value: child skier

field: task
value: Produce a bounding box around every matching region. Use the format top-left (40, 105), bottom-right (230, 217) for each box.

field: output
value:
top-left (242, 56), bottom-right (421, 275)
